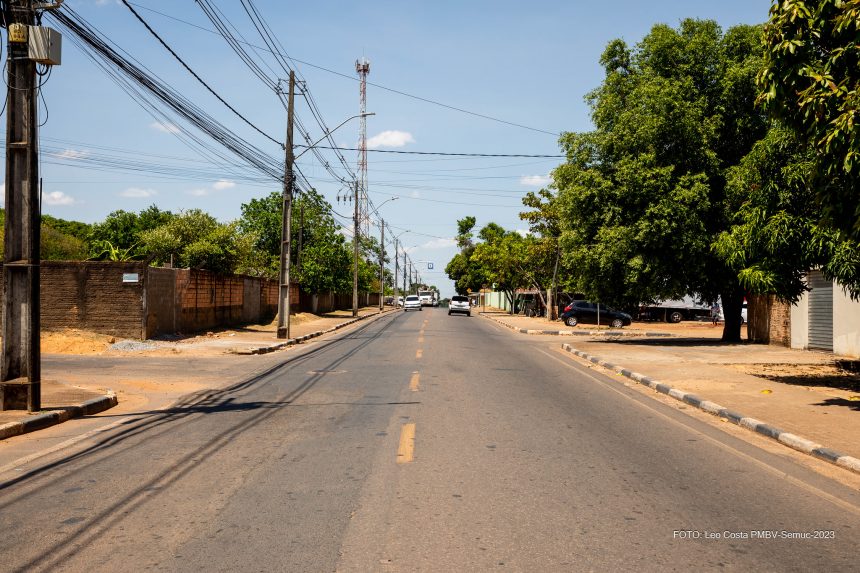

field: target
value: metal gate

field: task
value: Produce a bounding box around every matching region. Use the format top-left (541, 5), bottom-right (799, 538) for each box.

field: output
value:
top-left (808, 271), bottom-right (833, 351)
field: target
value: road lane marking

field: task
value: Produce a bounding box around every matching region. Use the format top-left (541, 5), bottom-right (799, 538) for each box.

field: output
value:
top-left (397, 423), bottom-right (416, 463)
top-left (539, 347), bottom-right (860, 516)
top-left (416, 349), bottom-right (423, 359)
top-left (409, 372), bottom-right (420, 392)
top-left (418, 336), bottom-right (424, 343)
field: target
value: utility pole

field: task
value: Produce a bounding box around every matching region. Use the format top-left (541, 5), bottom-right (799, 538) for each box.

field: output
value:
top-left (378, 220), bottom-right (384, 311)
top-left (297, 200), bottom-right (304, 274)
top-left (276, 71), bottom-right (295, 339)
top-left (393, 236), bottom-right (399, 309)
top-left (352, 179), bottom-right (359, 317)
top-left (402, 251), bottom-right (407, 301)
top-left (2, 1), bottom-right (40, 411)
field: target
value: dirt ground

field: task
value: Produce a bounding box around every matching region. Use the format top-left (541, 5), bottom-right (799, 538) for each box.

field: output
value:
top-left (731, 362), bottom-right (860, 395)
top-left (29, 310), bottom-right (340, 356)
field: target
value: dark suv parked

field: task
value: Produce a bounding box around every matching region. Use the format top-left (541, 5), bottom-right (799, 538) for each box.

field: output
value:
top-left (560, 301), bottom-right (632, 328)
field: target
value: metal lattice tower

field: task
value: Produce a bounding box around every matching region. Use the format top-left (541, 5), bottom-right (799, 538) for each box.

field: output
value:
top-left (356, 57), bottom-right (370, 236)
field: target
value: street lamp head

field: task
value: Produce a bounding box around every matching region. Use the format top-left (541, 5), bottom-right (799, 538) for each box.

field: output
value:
top-left (361, 112), bottom-right (376, 118)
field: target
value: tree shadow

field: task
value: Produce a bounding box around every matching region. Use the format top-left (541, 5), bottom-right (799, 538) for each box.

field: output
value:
top-left (812, 397), bottom-right (860, 411)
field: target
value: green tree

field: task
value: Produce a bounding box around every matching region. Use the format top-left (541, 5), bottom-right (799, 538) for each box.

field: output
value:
top-left (759, 0), bottom-right (860, 236)
top-left (141, 209), bottom-right (241, 274)
top-left (445, 216), bottom-right (488, 295)
top-left (714, 125), bottom-right (860, 300)
top-left (88, 205), bottom-right (173, 259)
top-left (556, 20), bottom-right (767, 341)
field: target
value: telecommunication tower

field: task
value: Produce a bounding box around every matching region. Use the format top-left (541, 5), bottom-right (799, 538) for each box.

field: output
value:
top-left (356, 57), bottom-right (370, 236)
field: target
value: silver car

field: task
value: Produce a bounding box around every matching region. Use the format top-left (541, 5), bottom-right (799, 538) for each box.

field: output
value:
top-left (404, 295), bottom-right (422, 312)
top-left (448, 295), bottom-right (471, 317)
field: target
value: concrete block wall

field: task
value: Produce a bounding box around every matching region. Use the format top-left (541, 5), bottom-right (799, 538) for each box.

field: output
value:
top-left (38, 261), bottom-right (146, 339)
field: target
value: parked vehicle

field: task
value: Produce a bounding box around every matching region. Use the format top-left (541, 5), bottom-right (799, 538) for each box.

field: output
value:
top-left (639, 296), bottom-right (712, 323)
top-left (560, 301), bottom-right (632, 328)
top-left (404, 295), bottom-right (422, 312)
top-left (448, 295), bottom-right (471, 317)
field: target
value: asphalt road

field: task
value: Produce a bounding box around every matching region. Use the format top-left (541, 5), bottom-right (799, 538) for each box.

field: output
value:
top-left (1, 309), bottom-right (859, 572)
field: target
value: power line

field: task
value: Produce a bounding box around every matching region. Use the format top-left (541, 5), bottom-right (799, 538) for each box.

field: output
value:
top-left (127, 1), bottom-right (560, 137)
top-left (296, 145), bottom-right (564, 158)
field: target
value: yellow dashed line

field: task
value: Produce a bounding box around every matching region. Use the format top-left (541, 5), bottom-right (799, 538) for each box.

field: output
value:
top-left (409, 371), bottom-right (420, 392)
top-left (416, 349), bottom-right (423, 359)
top-left (397, 423), bottom-right (416, 464)
top-left (418, 336), bottom-right (424, 343)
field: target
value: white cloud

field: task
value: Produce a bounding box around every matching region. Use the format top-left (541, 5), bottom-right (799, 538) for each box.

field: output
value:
top-left (57, 149), bottom-right (89, 160)
top-left (410, 190), bottom-right (421, 199)
top-left (516, 228), bottom-right (530, 237)
top-left (120, 187), bottom-right (158, 198)
top-left (150, 121), bottom-right (181, 134)
top-left (367, 130), bottom-right (415, 149)
top-left (520, 174), bottom-right (552, 187)
top-left (43, 191), bottom-right (75, 206)
top-left (421, 238), bottom-right (456, 249)
top-left (186, 179), bottom-right (237, 197)
top-left (213, 179), bottom-right (236, 190)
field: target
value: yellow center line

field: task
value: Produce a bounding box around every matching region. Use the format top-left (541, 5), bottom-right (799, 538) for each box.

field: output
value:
top-left (397, 423), bottom-right (416, 464)
top-left (418, 336), bottom-right (424, 343)
top-left (416, 349), bottom-right (423, 359)
top-left (409, 371), bottom-right (420, 391)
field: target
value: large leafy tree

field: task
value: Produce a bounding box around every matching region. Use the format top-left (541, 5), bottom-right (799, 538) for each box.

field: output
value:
top-left (445, 216), bottom-right (489, 295)
top-left (238, 189), bottom-right (372, 292)
top-left (140, 209), bottom-right (241, 274)
top-left (88, 205), bottom-right (173, 260)
top-left (556, 20), bottom-right (767, 341)
top-left (714, 125), bottom-right (860, 300)
top-left (759, 0), bottom-right (860, 237)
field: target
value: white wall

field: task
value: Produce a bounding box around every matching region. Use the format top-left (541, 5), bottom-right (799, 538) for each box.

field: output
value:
top-left (791, 279), bottom-right (860, 358)
top-left (790, 289), bottom-right (809, 351)
top-left (834, 286), bottom-right (860, 357)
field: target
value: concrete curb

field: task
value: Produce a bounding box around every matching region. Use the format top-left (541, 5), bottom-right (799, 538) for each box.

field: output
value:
top-left (0, 391), bottom-right (118, 441)
top-left (234, 309), bottom-right (396, 356)
top-left (480, 312), bottom-right (673, 338)
top-left (560, 343), bottom-right (860, 476)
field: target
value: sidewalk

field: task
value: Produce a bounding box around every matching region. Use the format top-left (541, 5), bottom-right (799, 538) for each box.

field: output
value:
top-left (0, 306), bottom-right (394, 442)
top-left (481, 310), bottom-right (860, 472)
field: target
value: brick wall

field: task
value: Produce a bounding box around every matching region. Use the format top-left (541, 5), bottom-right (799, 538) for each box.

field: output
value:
top-left (747, 294), bottom-right (791, 346)
top-left (37, 261), bottom-right (146, 339)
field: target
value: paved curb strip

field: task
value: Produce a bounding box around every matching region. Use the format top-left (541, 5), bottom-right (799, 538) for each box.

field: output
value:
top-left (480, 313), bottom-right (673, 338)
top-left (0, 391), bottom-right (118, 441)
top-left (560, 343), bottom-right (860, 476)
top-left (237, 309), bottom-right (396, 355)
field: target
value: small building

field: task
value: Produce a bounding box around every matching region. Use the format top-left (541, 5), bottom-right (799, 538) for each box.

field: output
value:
top-left (790, 270), bottom-right (860, 357)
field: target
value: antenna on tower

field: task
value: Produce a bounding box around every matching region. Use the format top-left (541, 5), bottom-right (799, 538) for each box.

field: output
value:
top-left (356, 57), bottom-right (371, 237)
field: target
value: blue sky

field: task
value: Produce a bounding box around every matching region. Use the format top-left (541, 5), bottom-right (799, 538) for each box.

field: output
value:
top-left (26, 0), bottom-right (772, 297)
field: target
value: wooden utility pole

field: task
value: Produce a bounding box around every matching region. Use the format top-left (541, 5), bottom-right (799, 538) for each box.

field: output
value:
top-left (2, 1), bottom-right (40, 411)
top-left (276, 71), bottom-right (295, 339)
top-left (393, 236), bottom-right (399, 309)
top-left (378, 220), bottom-right (384, 310)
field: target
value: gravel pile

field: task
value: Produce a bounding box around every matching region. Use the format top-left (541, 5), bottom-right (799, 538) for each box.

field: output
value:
top-left (109, 340), bottom-right (157, 352)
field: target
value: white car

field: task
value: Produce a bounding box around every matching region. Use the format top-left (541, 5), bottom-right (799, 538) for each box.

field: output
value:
top-left (403, 295), bottom-right (422, 312)
top-left (448, 295), bottom-right (471, 317)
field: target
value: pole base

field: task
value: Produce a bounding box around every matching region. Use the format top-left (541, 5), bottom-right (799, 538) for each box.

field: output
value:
top-left (1, 378), bottom-right (30, 410)
top-left (276, 327), bottom-right (288, 339)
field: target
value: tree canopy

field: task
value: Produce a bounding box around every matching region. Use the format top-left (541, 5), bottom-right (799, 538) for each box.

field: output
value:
top-left (555, 19), bottom-right (767, 340)
top-left (759, 0), bottom-right (860, 237)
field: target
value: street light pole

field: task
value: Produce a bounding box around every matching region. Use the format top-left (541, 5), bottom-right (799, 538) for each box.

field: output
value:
top-left (352, 179), bottom-right (360, 318)
top-left (379, 220), bottom-right (385, 311)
